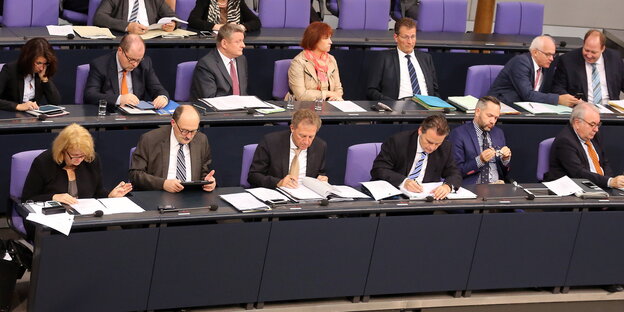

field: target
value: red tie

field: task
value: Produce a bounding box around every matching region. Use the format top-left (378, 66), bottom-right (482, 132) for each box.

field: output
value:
top-left (230, 60), bottom-right (240, 95)
top-left (534, 68), bottom-right (542, 90)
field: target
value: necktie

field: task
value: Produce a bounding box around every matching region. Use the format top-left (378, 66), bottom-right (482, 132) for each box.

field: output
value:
top-left (407, 151), bottom-right (427, 180)
top-left (121, 70), bottom-right (128, 95)
top-left (585, 140), bottom-right (603, 175)
top-left (405, 55), bottom-right (421, 95)
top-left (230, 60), bottom-right (240, 95)
top-left (176, 143), bottom-right (187, 181)
top-left (591, 63), bottom-right (602, 105)
top-left (480, 132), bottom-right (491, 184)
top-left (534, 68), bottom-right (542, 90)
top-left (289, 148), bottom-right (301, 179)
top-left (129, 0), bottom-right (139, 22)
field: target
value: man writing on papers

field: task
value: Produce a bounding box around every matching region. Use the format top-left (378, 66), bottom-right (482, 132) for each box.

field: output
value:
top-left (94, 0), bottom-right (177, 34)
top-left (449, 96), bottom-right (511, 185)
top-left (129, 105), bottom-right (217, 192)
top-left (488, 35), bottom-right (580, 107)
top-left (371, 114), bottom-right (462, 200)
top-left (545, 103), bottom-right (624, 189)
top-left (248, 109), bottom-right (327, 189)
top-left (84, 34), bottom-right (169, 110)
top-left (190, 23), bottom-right (248, 100)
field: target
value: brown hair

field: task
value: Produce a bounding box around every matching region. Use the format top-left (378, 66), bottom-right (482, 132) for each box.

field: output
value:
top-left (584, 29), bottom-right (606, 47)
top-left (119, 34), bottom-right (145, 52)
top-left (51, 123), bottom-right (96, 164)
top-left (476, 95), bottom-right (501, 109)
top-left (291, 109), bottom-right (322, 129)
top-left (172, 105), bottom-right (200, 123)
top-left (300, 22), bottom-right (333, 50)
top-left (394, 17), bottom-right (416, 35)
top-left (419, 114), bottom-right (450, 136)
top-left (17, 38), bottom-right (57, 78)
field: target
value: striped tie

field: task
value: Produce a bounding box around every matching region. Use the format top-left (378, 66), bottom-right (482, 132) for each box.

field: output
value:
top-left (591, 63), bottom-right (602, 104)
top-left (407, 151), bottom-right (427, 180)
top-left (480, 131), bottom-right (490, 184)
top-left (405, 55), bottom-right (421, 95)
top-left (176, 143), bottom-right (186, 181)
top-left (129, 0), bottom-right (139, 22)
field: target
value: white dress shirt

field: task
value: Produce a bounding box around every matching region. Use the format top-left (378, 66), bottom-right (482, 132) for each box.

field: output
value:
top-left (127, 0), bottom-right (149, 27)
top-left (585, 55), bottom-right (609, 105)
top-left (531, 57), bottom-right (542, 91)
top-left (22, 75), bottom-right (35, 103)
top-left (397, 49), bottom-right (428, 99)
top-left (166, 128), bottom-right (192, 181)
top-left (400, 136), bottom-right (429, 189)
top-left (289, 134), bottom-right (307, 182)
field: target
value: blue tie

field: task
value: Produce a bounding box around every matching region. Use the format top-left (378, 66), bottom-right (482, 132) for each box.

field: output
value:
top-left (591, 63), bottom-right (602, 104)
top-left (407, 151), bottom-right (427, 180)
top-left (176, 143), bottom-right (186, 181)
top-left (405, 55), bottom-right (421, 95)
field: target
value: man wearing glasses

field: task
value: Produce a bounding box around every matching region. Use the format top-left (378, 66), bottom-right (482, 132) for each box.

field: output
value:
top-left (545, 103), bottom-right (624, 189)
top-left (130, 105), bottom-right (216, 192)
top-left (84, 34), bottom-right (169, 110)
top-left (488, 35), bottom-right (579, 107)
top-left (366, 17), bottom-right (439, 100)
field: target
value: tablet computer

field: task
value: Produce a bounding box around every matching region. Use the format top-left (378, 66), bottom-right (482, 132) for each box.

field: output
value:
top-left (181, 180), bottom-right (214, 186)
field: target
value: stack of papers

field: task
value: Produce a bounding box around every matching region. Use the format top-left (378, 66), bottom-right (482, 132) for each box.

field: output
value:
top-left (147, 17), bottom-right (188, 30)
top-left (447, 95), bottom-right (520, 115)
top-left (220, 193), bottom-right (270, 212)
top-left (255, 103), bottom-right (286, 114)
top-left (279, 177), bottom-right (369, 201)
top-left (542, 176), bottom-right (582, 196)
top-left (199, 95), bottom-right (271, 111)
top-left (412, 95), bottom-right (456, 111)
top-left (25, 202), bottom-right (74, 235)
top-left (246, 187), bottom-right (290, 202)
top-left (141, 28), bottom-right (196, 40)
top-left (327, 101), bottom-right (367, 112)
top-left (73, 26), bottom-right (115, 39)
top-left (401, 182), bottom-right (477, 200)
top-left (47, 25), bottom-right (75, 37)
top-left (608, 100), bottom-right (624, 113)
top-left (119, 100), bottom-right (180, 115)
top-left (70, 197), bottom-right (145, 215)
top-left (360, 180), bottom-right (403, 200)
top-left (515, 102), bottom-right (572, 114)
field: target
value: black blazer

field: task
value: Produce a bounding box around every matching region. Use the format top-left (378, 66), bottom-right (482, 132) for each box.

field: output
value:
top-left (0, 62), bottom-right (61, 111)
top-left (84, 52), bottom-right (169, 107)
top-left (366, 48), bottom-right (439, 100)
top-left (248, 130), bottom-right (327, 188)
top-left (93, 0), bottom-right (177, 33)
top-left (371, 129), bottom-right (462, 190)
top-left (188, 0), bottom-right (261, 32)
top-left (21, 149), bottom-right (109, 202)
top-left (552, 47), bottom-right (624, 101)
top-left (544, 124), bottom-right (613, 189)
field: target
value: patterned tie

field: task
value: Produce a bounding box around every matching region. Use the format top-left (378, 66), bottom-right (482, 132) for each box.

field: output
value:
top-left (176, 143), bottom-right (187, 181)
top-left (230, 60), bottom-right (240, 95)
top-left (591, 63), bottom-right (602, 104)
top-left (534, 67), bottom-right (542, 90)
top-left (121, 70), bottom-right (128, 95)
top-left (585, 140), bottom-right (603, 175)
top-left (407, 151), bottom-right (427, 180)
top-left (405, 55), bottom-right (421, 95)
top-left (289, 148), bottom-right (301, 179)
top-left (129, 0), bottom-right (139, 22)
top-left (480, 131), bottom-right (491, 184)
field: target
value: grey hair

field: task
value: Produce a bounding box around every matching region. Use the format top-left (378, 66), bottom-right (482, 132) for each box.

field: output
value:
top-left (216, 23), bottom-right (245, 44)
top-left (529, 35), bottom-right (555, 51)
top-left (570, 103), bottom-right (599, 124)
top-left (475, 95), bottom-right (501, 110)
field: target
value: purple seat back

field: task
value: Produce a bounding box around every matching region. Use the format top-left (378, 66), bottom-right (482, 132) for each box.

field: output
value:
top-left (174, 61), bottom-right (198, 102)
top-left (10, 149), bottom-right (46, 236)
top-left (326, 0), bottom-right (339, 16)
top-left (3, 0), bottom-right (33, 26)
top-left (417, 0), bottom-right (466, 32)
top-left (32, 0), bottom-right (60, 26)
top-left (273, 59), bottom-right (292, 100)
top-left (240, 144), bottom-right (258, 188)
top-left (75, 64), bottom-right (90, 104)
top-left (536, 137), bottom-right (554, 181)
top-left (175, 0), bottom-right (195, 25)
top-left (464, 65), bottom-right (504, 98)
top-left (339, 0), bottom-right (390, 30)
top-left (259, 0), bottom-right (310, 28)
top-left (129, 146), bottom-right (136, 168)
top-left (344, 142), bottom-right (383, 187)
top-left (494, 2), bottom-right (544, 36)
top-left (87, 0), bottom-right (103, 26)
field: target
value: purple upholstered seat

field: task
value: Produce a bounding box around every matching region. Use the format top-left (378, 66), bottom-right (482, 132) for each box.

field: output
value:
top-left (536, 137), bottom-right (554, 181)
top-left (417, 0), bottom-right (467, 32)
top-left (87, 0), bottom-right (103, 26)
top-left (75, 64), bottom-right (90, 104)
top-left (3, 0), bottom-right (33, 26)
top-left (339, 0), bottom-right (390, 30)
top-left (326, 0), bottom-right (340, 16)
top-left (10, 150), bottom-right (46, 237)
top-left (32, 0), bottom-right (60, 26)
top-left (259, 0), bottom-right (310, 28)
top-left (240, 144), bottom-right (258, 188)
top-left (175, 0), bottom-right (195, 27)
top-left (464, 65), bottom-right (504, 98)
top-left (344, 142), bottom-right (383, 187)
top-left (174, 61), bottom-right (198, 102)
top-left (494, 2), bottom-right (544, 36)
top-left (273, 59), bottom-right (292, 100)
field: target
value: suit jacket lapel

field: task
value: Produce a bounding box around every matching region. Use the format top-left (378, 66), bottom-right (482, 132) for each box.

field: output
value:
top-left (108, 54), bottom-right (120, 95)
top-left (17, 74), bottom-right (25, 102)
top-left (405, 130), bottom-right (419, 175)
top-left (237, 57), bottom-right (247, 95)
top-left (214, 50), bottom-right (233, 88)
top-left (392, 50), bottom-right (401, 97)
top-left (576, 57), bottom-right (589, 97)
top-left (303, 59), bottom-right (319, 85)
top-left (188, 138), bottom-right (201, 180)
top-left (160, 129), bottom-right (171, 179)
top-left (280, 132), bottom-right (291, 176)
top-left (468, 124), bottom-right (480, 156)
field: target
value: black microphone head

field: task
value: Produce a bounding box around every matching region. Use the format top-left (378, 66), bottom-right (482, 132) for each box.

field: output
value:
top-left (526, 194), bottom-right (536, 200)
top-left (560, 41), bottom-right (567, 48)
top-left (37, 114), bottom-right (48, 121)
top-left (425, 195), bottom-right (434, 202)
top-left (320, 199), bottom-right (329, 206)
top-left (94, 210), bottom-right (104, 217)
top-left (443, 108), bottom-right (451, 114)
top-left (67, 33), bottom-right (75, 39)
top-left (209, 204), bottom-right (218, 211)
top-left (246, 108), bottom-right (255, 115)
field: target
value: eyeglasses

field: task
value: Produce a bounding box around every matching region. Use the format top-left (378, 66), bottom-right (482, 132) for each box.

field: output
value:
top-left (537, 49), bottom-right (556, 59)
top-left (121, 49), bottom-right (143, 64)
top-left (66, 151), bottom-right (86, 160)
top-left (398, 34), bottom-right (417, 41)
top-left (35, 61), bottom-right (49, 66)
top-left (579, 118), bottom-right (602, 129)
top-left (175, 122), bottom-right (199, 136)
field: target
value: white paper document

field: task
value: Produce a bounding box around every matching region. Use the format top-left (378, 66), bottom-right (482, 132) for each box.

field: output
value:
top-left (594, 103), bottom-right (614, 114)
top-left (26, 210), bottom-right (74, 236)
top-left (70, 198), bottom-right (105, 215)
top-left (47, 25), bottom-right (75, 36)
top-left (327, 101), bottom-right (367, 112)
top-left (401, 182), bottom-right (477, 200)
top-left (515, 102), bottom-right (572, 114)
top-left (72, 26), bottom-right (116, 39)
top-left (147, 17), bottom-right (188, 30)
top-left (360, 180), bottom-right (402, 200)
top-left (542, 175), bottom-right (583, 196)
top-left (97, 197), bottom-right (145, 214)
top-left (220, 193), bottom-right (270, 212)
top-left (246, 187), bottom-right (290, 202)
top-left (200, 95), bottom-right (271, 111)
top-left (278, 185), bottom-right (325, 200)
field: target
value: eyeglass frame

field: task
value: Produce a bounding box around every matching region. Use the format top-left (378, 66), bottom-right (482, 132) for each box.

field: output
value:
top-left (66, 151), bottom-right (86, 160)
top-left (577, 118), bottom-right (602, 129)
top-left (121, 48), bottom-right (143, 64)
top-left (174, 121), bottom-right (199, 136)
top-left (536, 49), bottom-right (556, 59)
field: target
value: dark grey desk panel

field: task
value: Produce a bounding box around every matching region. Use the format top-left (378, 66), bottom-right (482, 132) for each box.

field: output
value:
top-left (467, 212), bottom-right (581, 290)
top-left (29, 227), bottom-right (159, 312)
top-left (605, 29), bottom-right (624, 55)
top-left (365, 213), bottom-right (481, 295)
top-left (565, 211), bottom-right (624, 287)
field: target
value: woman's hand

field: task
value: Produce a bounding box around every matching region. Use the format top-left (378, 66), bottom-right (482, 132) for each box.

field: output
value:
top-left (108, 181), bottom-right (133, 198)
top-left (52, 193), bottom-right (78, 205)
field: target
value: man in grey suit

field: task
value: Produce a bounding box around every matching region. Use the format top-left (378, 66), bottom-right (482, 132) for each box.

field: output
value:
top-left (367, 17), bottom-right (439, 100)
top-left (94, 0), bottom-right (176, 34)
top-left (130, 105), bottom-right (216, 192)
top-left (84, 34), bottom-right (169, 110)
top-left (191, 23), bottom-right (249, 100)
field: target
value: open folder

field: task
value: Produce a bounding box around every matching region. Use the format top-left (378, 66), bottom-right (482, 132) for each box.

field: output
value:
top-left (279, 177), bottom-right (369, 201)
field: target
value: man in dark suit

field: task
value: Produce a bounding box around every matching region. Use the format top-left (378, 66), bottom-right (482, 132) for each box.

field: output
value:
top-left (248, 109), bottom-right (327, 189)
top-left (130, 105), bottom-right (216, 192)
top-left (552, 29), bottom-right (624, 105)
top-left (94, 0), bottom-right (176, 34)
top-left (488, 35), bottom-right (579, 107)
top-left (371, 114), bottom-right (461, 200)
top-left (366, 17), bottom-right (439, 100)
top-left (191, 23), bottom-right (248, 100)
top-left (84, 34), bottom-right (169, 110)
top-left (545, 103), bottom-right (624, 190)
top-left (448, 96), bottom-right (511, 185)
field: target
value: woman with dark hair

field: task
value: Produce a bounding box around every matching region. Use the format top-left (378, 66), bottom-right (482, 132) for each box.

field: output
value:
top-left (0, 37), bottom-right (61, 111)
top-left (188, 0), bottom-right (261, 32)
top-left (287, 22), bottom-right (343, 101)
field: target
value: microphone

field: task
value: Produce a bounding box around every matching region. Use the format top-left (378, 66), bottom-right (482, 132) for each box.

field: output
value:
top-left (425, 195), bottom-right (434, 202)
top-left (246, 108), bottom-right (255, 115)
top-left (93, 210), bottom-right (104, 217)
top-left (37, 114), bottom-right (48, 121)
top-left (158, 204), bottom-right (219, 213)
top-left (320, 198), bottom-right (329, 206)
top-left (510, 179), bottom-right (535, 200)
top-left (443, 108), bottom-right (451, 114)
top-left (560, 41), bottom-right (567, 48)
top-left (209, 204), bottom-right (218, 211)
top-left (67, 33), bottom-right (75, 39)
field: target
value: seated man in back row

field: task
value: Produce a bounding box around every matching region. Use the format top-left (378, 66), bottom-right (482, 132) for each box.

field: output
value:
top-left (94, 0), bottom-right (177, 34)
top-left (248, 109), bottom-right (327, 189)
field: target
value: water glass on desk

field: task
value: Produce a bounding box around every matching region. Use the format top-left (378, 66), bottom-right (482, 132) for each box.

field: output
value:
top-left (314, 98), bottom-right (322, 111)
top-left (98, 100), bottom-right (107, 116)
top-left (286, 94), bottom-right (294, 110)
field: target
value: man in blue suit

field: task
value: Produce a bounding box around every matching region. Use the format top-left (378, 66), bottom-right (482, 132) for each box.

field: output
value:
top-left (449, 96), bottom-right (511, 185)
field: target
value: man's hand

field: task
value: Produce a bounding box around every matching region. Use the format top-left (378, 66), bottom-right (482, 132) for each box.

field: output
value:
top-left (404, 179), bottom-right (423, 193)
top-left (119, 94), bottom-right (140, 107)
top-left (203, 170), bottom-right (216, 192)
top-left (163, 179), bottom-right (184, 193)
top-left (162, 22), bottom-right (175, 32)
top-left (277, 175), bottom-right (298, 189)
top-left (52, 193), bottom-right (78, 205)
top-left (431, 183), bottom-right (451, 200)
top-left (317, 175), bottom-right (328, 182)
top-left (609, 175), bottom-right (624, 188)
top-left (152, 95), bottom-right (168, 109)
top-left (500, 146), bottom-right (512, 160)
top-left (558, 94), bottom-right (581, 107)
top-left (16, 101), bottom-right (39, 111)
top-left (480, 148), bottom-right (496, 163)
top-left (127, 22), bottom-right (148, 34)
